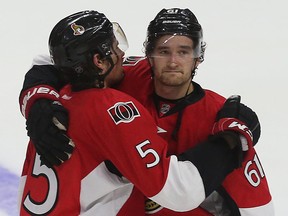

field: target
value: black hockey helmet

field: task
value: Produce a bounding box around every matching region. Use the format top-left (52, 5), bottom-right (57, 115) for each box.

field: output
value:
top-left (49, 10), bottom-right (127, 89)
top-left (145, 8), bottom-right (206, 62)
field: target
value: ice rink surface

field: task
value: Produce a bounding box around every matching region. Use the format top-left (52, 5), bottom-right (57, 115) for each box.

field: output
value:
top-left (1, 0), bottom-right (288, 215)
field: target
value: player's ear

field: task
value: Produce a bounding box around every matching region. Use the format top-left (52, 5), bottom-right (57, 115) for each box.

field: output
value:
top-left (93, 54), bottom-right (107, 74)
top-left (93, 54), bottom-right (104, 68)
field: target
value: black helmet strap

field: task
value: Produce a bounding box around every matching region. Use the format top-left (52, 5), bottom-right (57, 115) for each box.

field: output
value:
top-left (95, 55), bottom-right (115, 88)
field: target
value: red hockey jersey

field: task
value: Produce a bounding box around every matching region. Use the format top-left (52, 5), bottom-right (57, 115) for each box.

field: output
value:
top-left (118, 56), bottom-right (274, 216)
top-left (19, 86), bottom-right (212, 215)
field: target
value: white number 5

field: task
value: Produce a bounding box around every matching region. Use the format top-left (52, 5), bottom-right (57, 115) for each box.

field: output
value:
top-left (23, 153), bottom-right (58, 215)
top-left (136, 140), bottom-right (160, 168)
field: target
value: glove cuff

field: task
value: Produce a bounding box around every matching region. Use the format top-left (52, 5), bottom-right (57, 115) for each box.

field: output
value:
top-left (212, 118), bottom-right (253, 151)
top-left (20, 85), bottom-right (60, 118)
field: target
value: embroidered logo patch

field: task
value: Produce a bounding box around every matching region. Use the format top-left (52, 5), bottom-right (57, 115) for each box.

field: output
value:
top-left (123, 56), bottom-right (146, 66)
top-left (145, 199), bottom-right (163, 214)
top-left (108, 101), bottom-right (140, 124)
top-left (71, 23), bottom-right (85, 36)
top-left (160, 103), bottom-right (170, 115)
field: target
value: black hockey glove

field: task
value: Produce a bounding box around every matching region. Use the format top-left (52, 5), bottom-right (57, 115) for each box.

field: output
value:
top-left (211, 95), bottom-right (259, 167)
top-left (216, 95), bottom-right (261, 145)
top-left (26, 99), bottom-right (74, 168)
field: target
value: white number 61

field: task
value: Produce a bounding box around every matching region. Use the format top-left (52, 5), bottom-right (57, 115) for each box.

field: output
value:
top-left (244, 154), bottom-right (265, 187)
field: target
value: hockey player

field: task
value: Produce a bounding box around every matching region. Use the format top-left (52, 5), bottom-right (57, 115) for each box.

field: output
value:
top-left (118, 8), bottom-right (274, 215)
top-left (18, 10), bottom-right (253, 215)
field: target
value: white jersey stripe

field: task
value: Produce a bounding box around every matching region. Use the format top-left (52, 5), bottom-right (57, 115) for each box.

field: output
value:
top-left (149, 155), bottom-right (205, 211)
top-left (80, 162), bottom-right (133, 215)
top-left (239, 200), bottom-right (275, 216)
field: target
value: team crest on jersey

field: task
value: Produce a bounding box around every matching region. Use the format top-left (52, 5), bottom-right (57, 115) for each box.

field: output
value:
top-left (160, 103), bottom-right (170, 115)
top-left (145, 199), bottom-right (163, 214)
top-left (123, 56), bottom-right (146, 66)
top-left (108, 101), bottom-right (140, 125)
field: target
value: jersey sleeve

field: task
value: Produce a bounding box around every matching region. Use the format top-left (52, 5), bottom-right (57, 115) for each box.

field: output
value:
top-left (21, 54), bottom-right (65, 91)
top-left (222, 149), bottom-right (275, 215)
top-left (19, 55), bottom-right (67, 118)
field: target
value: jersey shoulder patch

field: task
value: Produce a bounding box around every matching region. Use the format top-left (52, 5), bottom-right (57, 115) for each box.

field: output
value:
top-left (107, 101), bottom-right (140, 125)
top-left (123, 56), bottom-right (146, 66)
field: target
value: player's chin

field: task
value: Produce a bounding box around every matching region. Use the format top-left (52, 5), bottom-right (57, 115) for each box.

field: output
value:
top-left (163, 70), bottom-right (183, 74)
top-left (162, 73), bottom-right (183, 81)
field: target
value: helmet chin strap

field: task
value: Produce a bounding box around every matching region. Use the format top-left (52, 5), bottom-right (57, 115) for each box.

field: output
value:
top-left (185, 59), bottom-right (198, 96)
top-left (191, 68), bottom-right (197, 80)
top-left (95, 45), bottom-right (122, 88)
top-left (191, 58), bottom-right (198, 80)
top-left (95, 56), bottom-right (115, 88)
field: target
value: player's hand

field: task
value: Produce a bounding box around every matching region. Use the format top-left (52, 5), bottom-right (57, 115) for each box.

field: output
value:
top-left (26, 99), bottom-right (74, 168)
top-left (215, 95), bottom-right (261, 145)
top-left (211, 95), bottom-right (259, 167)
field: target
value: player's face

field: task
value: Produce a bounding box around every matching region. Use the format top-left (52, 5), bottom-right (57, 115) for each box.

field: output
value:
top-left (105, 39), bottom-right (125, 87)
top-left (149, 35), bottom-right (198, 89)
